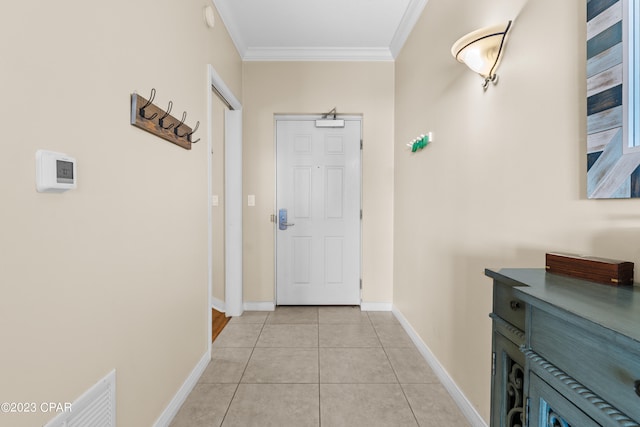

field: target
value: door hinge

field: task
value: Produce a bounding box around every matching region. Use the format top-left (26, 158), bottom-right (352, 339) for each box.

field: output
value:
top-left (360, 279), bottom-right (362, 290)
top-left (524, 397), bottom-right (530, 426)
top-left (360, 209), bottom-right (363, 220)
top-left (491, 352), bottom-right (496, 376)
top-left (360, 139), bottom-right (363, 150)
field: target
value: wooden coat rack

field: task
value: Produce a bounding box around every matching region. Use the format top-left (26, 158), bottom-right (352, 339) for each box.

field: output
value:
top-left (130, 88), bottom-right (199, 150)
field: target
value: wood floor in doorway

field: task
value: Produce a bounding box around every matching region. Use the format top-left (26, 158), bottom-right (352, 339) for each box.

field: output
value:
top-left (212, 308), bottom-right (230, 342)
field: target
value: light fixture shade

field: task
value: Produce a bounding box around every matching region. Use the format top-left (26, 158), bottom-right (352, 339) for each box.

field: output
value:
top-left (451, 21), bottom-right (512, 80)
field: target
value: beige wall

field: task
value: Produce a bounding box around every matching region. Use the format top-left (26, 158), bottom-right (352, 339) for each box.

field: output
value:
top-left (242, 62), bottom-right (395, 304)
top-left (395, 0), bottom-right (640, 422)
top-left (0, 1), bottom-right (241, 426)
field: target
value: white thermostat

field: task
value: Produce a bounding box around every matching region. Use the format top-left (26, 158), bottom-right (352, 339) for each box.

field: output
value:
top-left (36, 150), bottom-right (77, 193)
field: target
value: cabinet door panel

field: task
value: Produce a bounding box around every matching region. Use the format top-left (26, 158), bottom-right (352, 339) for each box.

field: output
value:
top-left (528, 373), bottom-right (599, 427)
top-left (492, 331), bottom-right (526, 427)
top-left (530, 306), bottom-right (640, 422)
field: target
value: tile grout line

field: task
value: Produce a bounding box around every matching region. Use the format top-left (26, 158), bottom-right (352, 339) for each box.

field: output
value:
top-left (218, 317), bottom-right (268, 427)
top-left (370, 312), bottom-right (421, 427)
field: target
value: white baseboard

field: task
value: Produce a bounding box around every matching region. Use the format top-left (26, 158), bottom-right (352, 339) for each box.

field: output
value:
top-left (153, 350), bottom-right (210, 427)
top-left (211, 297), bottom-right (225, 313)
top-left (392, 306), bottom-right (488, 427)
top-left (360, 302), bottom-right (393, 311)
top-left (243, 301), bottom-right (275, 311)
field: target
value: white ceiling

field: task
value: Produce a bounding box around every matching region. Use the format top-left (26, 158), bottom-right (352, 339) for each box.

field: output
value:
top-left (212, 0), bottom-right (429, 61)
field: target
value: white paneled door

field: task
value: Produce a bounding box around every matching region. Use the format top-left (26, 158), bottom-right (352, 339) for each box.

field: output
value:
top-left (276, 118), bottom-right (361, 305)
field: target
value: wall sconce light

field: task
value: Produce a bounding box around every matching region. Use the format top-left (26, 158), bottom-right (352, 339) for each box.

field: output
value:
top-left (451, 21), bottom-right (512, 90)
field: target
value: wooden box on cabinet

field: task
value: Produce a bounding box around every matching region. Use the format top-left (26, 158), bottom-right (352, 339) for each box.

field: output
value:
top-left (545, 252), bottom-right (634, 286)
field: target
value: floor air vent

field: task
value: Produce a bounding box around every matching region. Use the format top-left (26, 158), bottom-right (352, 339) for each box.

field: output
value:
top-left (44, 370), bottom-right (116, 427)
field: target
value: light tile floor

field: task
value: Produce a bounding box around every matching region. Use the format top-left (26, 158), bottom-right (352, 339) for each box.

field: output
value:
top-left (170, 306), bottom-right (469, 427)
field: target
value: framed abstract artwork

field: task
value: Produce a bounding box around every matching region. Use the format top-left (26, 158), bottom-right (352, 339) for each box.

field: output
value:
top-left (587, 0), bottom-right (640, 198)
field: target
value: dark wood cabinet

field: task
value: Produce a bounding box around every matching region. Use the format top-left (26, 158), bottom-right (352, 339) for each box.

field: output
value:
top-left (486, 268), bottom-right (640, 427)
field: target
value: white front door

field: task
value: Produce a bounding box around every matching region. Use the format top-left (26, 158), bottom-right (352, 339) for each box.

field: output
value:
top-left (276, 118), bottom-right (361, 305)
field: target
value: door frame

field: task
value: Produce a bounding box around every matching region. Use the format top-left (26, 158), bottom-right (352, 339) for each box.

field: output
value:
top-left (273, 114), bottom-right (363, 306)
top-left (207, 65), bottom-right (243, 355)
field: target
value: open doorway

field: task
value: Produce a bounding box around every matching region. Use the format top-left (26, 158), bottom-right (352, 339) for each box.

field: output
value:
top-left (211, 94), bottom-right (227, 312)
top-left (207, 65), bottom-right (243, 353)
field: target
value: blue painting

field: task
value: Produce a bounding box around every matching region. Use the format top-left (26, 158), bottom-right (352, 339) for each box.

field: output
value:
top-left (586, 0), bottom-right (640, 198)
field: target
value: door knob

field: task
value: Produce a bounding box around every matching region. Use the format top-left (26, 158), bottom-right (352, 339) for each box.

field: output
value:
top-left (278, 209), bottom-right (295, 230)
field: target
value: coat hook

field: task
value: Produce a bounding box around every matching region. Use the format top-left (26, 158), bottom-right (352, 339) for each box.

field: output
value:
top-left (174, 112), bottom-right (189, 137)
top-left (187, 121), bottom-right (200, 143)
top-left (158, 100), bottom-right (174, 130)
top-left (139, 88), bottom-right (157, 120)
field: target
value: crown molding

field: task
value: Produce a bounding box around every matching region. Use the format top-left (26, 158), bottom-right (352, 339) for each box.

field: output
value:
top-left (389, 0), bottom-right (430, 59)
top-left (213, 0), bottom-right (427, 62)
top-left (211, 0), bottom-right (247, 57)
top-left (242, 47), bottom-right (394, 62)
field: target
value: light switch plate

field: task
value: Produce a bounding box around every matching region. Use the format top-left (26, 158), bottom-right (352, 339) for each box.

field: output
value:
top-left (212, 195), bottom-right (219, 206)
top-left (248, 195), bottom-right (255, 206)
